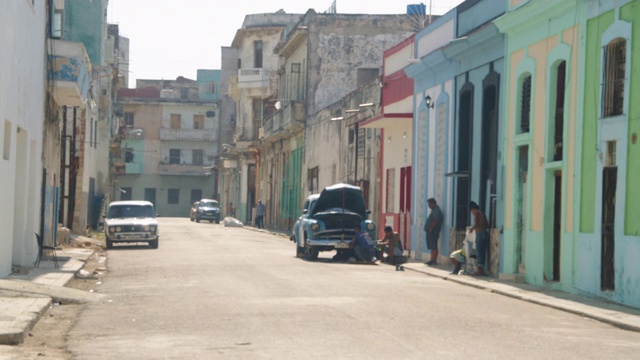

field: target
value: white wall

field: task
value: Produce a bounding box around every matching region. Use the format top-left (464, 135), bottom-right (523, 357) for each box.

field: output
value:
top-left (0, 1), bottom-right (47, 275)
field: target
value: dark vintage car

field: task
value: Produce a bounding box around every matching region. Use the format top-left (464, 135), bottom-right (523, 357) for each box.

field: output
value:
top-left (294, 183), bottom-right (375, 260)
top-left (191, 199), bottom-right (221, 223)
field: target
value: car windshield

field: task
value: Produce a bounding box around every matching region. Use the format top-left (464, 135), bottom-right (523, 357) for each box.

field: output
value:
top-left (199, 201), bottom-right (219, 208)
top-left (108, 205), bottom-right (156, 219)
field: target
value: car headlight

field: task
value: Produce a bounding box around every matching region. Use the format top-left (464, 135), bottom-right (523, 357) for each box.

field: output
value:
top-left (143, 225), bottom-right (150, 231)
top-left (366, 223), bottom-right (375, 230)
top-left (311, 223), bottom-right (320, 231)
top-left (116, 227), bottom-right (122, 232)
top-left (109, 226), bottom-right (115, 233)
top-left (149, 226), bottom-right (156, 232)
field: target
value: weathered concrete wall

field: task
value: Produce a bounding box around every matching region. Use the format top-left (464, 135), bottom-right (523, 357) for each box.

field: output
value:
top-left (64, 0), bottom-right (108, 65)
top-left (306, 14), bottom-right (415, 115)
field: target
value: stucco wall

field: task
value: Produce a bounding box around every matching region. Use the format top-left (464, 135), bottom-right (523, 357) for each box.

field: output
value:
top-left (0, 1), bottom-right (46, 275)
top-left (306, 14), bottom-right (414, 115)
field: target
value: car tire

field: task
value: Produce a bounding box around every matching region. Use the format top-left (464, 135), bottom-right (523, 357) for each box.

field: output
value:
top-left (149, 239), bottom-right (158, 249)
top-left (303, 235), bottom-right (318, 261)
top-left (106, 238), bottom-right (113, 250)
top-left (296, 245), bottom-right (305, 258)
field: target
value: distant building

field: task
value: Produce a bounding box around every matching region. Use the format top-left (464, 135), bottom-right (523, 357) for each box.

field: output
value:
top-left (115, 72), bottom-right (220, 217)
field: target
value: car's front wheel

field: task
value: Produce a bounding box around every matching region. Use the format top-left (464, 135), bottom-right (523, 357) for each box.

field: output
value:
top-left (303, 235), bottom-right (318, 261)
top-left (149, 239), bottom-right (158, 249)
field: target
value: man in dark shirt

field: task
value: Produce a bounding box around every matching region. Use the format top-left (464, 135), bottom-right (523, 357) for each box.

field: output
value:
top-left (351, 225), bottom-right (377, 262)
top-left (424, 198), bottom-right (443, 265)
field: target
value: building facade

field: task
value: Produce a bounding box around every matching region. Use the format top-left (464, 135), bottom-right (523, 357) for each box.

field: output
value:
top-left (115, 74), bottom-right (220, 217)
top-left (258, 10), bottom-right (415, 230)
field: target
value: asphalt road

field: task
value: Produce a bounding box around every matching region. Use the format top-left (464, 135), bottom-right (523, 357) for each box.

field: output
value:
top-left (67, 218), bottom-right (640, 359)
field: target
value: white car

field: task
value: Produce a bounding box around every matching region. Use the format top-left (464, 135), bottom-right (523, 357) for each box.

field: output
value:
top-left (104, 201), bottom-right (159, 249)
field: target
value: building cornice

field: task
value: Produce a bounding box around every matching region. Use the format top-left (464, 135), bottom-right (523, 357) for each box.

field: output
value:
top-left (494, 0), bottom-right (576, 34)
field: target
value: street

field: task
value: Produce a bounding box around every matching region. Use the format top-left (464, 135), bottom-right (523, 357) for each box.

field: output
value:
top-left (66, 218), bottom-right (640, 359)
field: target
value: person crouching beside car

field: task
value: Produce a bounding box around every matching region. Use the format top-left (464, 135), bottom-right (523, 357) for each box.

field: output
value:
top-left (378, 226), bottom-right (407, 270)
top-left (351, 225), bottom-right (377, 263)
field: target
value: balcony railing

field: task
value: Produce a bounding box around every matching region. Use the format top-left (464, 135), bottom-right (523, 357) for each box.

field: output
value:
top-left (158, 163), bottom-right (210, 176)
top-left (160, 128), bottom-right (216, 141)
top-left (237, 68), bottom-right (270, 89)
top-left (261, 101), bottom-right (305, 139)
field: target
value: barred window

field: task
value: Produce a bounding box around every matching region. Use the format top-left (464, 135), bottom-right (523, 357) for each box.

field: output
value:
top-left (520, 75), bottom-right (532, 133)
top-left (602, 38), bottom-right (626, 118)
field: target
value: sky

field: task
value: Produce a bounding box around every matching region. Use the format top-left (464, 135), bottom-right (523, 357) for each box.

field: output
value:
top-left (108, 0), bottom-right (464, 87)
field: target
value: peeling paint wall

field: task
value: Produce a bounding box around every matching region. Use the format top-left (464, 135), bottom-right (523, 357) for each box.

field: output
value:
top-left (306, 14), bottom-right (415, 115)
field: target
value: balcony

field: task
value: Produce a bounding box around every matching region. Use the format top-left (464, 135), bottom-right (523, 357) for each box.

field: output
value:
top-left (125, 162), bottom-right (143, 174)
top-left (47, 39), bottom-right (91, 107)
top-left (237, 68), bottom-right (270, 89)
top-left (160, 128), bottom-right (216, 141)
top-left (158, 163), bottom-right (209, 176)
top-left (262, 101), bottom-right (305, 139)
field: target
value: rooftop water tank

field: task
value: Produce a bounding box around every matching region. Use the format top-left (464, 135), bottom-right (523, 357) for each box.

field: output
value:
top-left (407, 3), bottom-right (426, 16)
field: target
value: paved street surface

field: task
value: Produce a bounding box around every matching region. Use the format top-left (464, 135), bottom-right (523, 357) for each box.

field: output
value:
top-left (67, 218), bottom-right (640, 359)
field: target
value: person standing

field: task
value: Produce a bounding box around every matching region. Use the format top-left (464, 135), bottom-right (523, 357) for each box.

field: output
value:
top-left (424, 198), bottom-right (443, 265)
top-left (468, 201), bottom-right (489, 276)
top-left (256, 200), bottom-right (265, 229)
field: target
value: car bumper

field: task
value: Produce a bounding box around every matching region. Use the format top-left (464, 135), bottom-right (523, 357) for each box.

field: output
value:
top-left (306, 238), bottom-right (353, 248)
top-left (197, 213), bottom-right (220, 220)
top-left (108, 233), bottom-right (158, 242)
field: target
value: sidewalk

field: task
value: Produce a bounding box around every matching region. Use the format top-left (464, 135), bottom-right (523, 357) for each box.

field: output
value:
top-left (245, 226), bottom-right (640, 332)
top-left (401, 260), bottom-right (640, 332)
top-left (0, 245), bottom-right (99, 345)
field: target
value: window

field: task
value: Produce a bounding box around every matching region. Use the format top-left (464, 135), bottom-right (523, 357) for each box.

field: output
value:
top-left (120, 187), bottom-right (132, 201)
top-left (520, 75), bottom-right (532, 133)
top-left (144, 188), bottom-right (156, 205)
top-left (123, 148), bottom-right (134, 163)
top-left (191, 189), bottom-right (202, 204)
top-left (206, 82), bottom-right (216, 93)
top-left (3, 120), bottom-right (11, 160)
top-left (192, 149), bottom-right (203, 165)
top-left (357, 68), bottom-right (379, 87)
top-left (254, 40), bottom-right (263, 68)
top-left (308, 167), bottom-right (319, 194)
top-left (553, 61), bottom-right (566, 161)
top-left (193, 114), bottom-right (204, 130)
top-left (602, 38), bottom-right (626, 118)
top-left (124, 112), bottom-right (134, 128)
top-left (168, 189), bottom-right (180, 204)
top-left (51, 8), bottom-right (63, 39)
top-left (170, 114), bottom-right (181, 129)
top-left (169, 149), bottom-right (181, 164)
top-left (386, 168), bottom-right (395, 213)
top-left (93, 119), bottom-right (97, 148)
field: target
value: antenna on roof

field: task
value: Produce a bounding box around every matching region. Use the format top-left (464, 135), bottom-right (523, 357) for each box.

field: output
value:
top-left (324, 0), bottom-right (336, 14)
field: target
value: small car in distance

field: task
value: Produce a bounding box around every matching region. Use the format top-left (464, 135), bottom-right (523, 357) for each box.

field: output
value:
top-left (104, 200), bottom-right (159, 249)
top-left (190, 201), bottom-right (200, 221)
top-left (192, 199), bottom-right (221, 223)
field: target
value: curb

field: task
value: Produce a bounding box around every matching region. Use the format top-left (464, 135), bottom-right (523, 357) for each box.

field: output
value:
top-left (403, 264), bottom-right (640, 333)
top-left (0, 297), bottom-right (52, 345)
